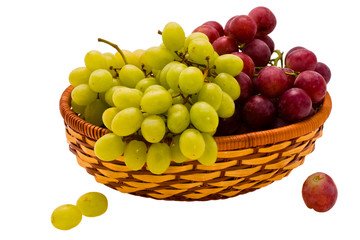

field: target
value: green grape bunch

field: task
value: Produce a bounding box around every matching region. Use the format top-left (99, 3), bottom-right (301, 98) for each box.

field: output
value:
top-left (68, 21), bottom-right (243, 175)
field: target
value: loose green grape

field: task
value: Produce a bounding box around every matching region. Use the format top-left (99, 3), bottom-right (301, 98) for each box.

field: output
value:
top-left (103, 52), bottom-right (122, 77)
top-left (217, 92), bottom-right (235, 118)
top-left (104, 85), bottom-right (122, 106)
top-left (124, 140), bottom-right (147, 170)
top-left (178, 66), bottom-right (204, 95)
top-left (94, 133), bottom-right (125, 161)
top-left (135, 77), bottom-right (158, 92)
top-left (76, 192), bottom-right (108, 217)
top-left (69, 67), bottom-right (91, 87)
top-left (112, 87), bottom-right (143, 110)
top-left (51, 204), bottom-right (82, 230)
top-left (71, 83), bottom-right (97, 106)
top-left (166, 62), bottom-right (187, 91)
top-left (102, 107), bottom-right (120, 130)
top-left (214, 54), bottom-right (244, 76)
top-left (197, 133), bottom-right (218, 166)
top-left (146, 143), bottom-right (171, 174)
top-left (84, 99), bottom-right (108, 126)
top-left (170, 135), bottom-right (187, 163)
top-left (84, 50), bottom-right (107, 71)
top-left (118, 64), bottom-right (145, 88)
top-left (111, 107), bottom-right (144, 136)
top-left (213, 73), bottom-right (241, 100)
top-left (140, 88), bottom-right (172, 114)
top-left (179, 129), bottom-right (205, 160)
top-left (190, 101), bottom-right (219, 133)
top-left (197, 83), bottom-right (223, 111)
top-left (141, 46), bottom-right (174, 70)
top-left (167, 104), bottom-right (190, 134)
top-left (141, 115), bottom-right (166, 143)
top-left (184, 32), bottom-right (209, 51)
top-left (162, 22), bottom-right (185, 51)
top-left (88, 69), bottom-right (113, 93)
top-left (187, 38), bottom-right (214, 65)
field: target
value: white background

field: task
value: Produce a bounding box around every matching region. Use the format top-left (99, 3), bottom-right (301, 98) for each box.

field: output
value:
top-left (1, 0), bottom-right (358, 239)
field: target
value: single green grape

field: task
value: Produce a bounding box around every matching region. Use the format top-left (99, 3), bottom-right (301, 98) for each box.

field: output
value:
top-left (146, 143), bottom-right (171, 174)
top-left (69, 67), bottom-right (91, 87)
top-left (213, 73), bottom-right (241, 101)
top-left (214, 54), bottom-right (244, 76)
top-left (84, 50), bottom-right (107, 71)
top-left (102, 107), bottom-right (120, 130)
top-left (217, 92), bottom-right (235, 118)
top-left (51, 204), bottom-right (82, 230)
top-left (94, 133), bottom-right (125, 161)
top-left (141, 115), bottom-right (166, 143)
top-left (71, 83), bottom-right (97, 106)
top-left (178, 66), bottom-right (204, 95)
top-left (170, 135), bottom-right (187, 163)
top-left (179, 129), bottom-right (205, 160)
top-left (76, 192), bottom-right (108, 217)
top-left (135, 77), bottom-right (158, 92)
top-left (187, 38), bottom-right (214, 65)
top-left (166, 62), bottom-right (187, 91)
top-left (88, 69), bottom-right (113, 93)
top-left (111, 107), bottom-right (144, 136)
top-left (197, 83), bottom-right (223, 111)
top-left (167, 104), bottom-right (190, 134)
top-left (118, 64), bottom-right (145, 88)
top-left (190, 101), bottom-right (219, 133)
top-left (197, 133), bottom-right (218, 166)
top-left (71, 99), bottom-right (86, 115)
top-left (184, 32), bottom-right (209, 51)
top-left (140, 88), bottom-right (172, 114)
top-left (112, 87), bottom-right (143, 110)
top-left (141, 46), bottom-right (174, 70)
top-left (162, 22), bottom-right (185, 51)
top-left (124, 140), bottom-right (147, 171)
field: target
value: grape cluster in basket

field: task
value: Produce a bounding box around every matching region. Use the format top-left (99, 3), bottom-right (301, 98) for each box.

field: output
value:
top-left (68, 6), bottom-right (331, 175)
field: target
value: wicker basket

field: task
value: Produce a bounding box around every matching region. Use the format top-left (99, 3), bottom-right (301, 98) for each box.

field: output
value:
top-left (60, 85), bottom-right (332, 201)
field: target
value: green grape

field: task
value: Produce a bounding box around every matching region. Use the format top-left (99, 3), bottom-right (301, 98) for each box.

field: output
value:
top-left (71, 99), bottom-right (86, 115)
top-left (197, 133), bottom-right (218, 166)
top-left (140, 88), bottom-right (172, 114)
top-left (214, 54), bottom-right (244, 76)
top-left (84, 99), bottom-right (108, 126)
top-left (88, 69), bottom-right (114, 93)
top-left (167, 104), bottom-right (190, 134)
top-left (184, 32), bottom-right (209, 51)
top-left (76, 192), bottom-right (108, 217)
top-left (94, 133), bottom-right (125, 161)
top-left (69, 67), bottom-right (91, 87)
top-left (190, 101), bottom-right (219, 133)
top-left (71, 83), bottom-right (97, 106)
top-left (135, 77), bottom-right (158, 92)
top-left (118, 64), bottom-right (145, 88)
top-left (178, 66), bottom-right (204, 95)
top-left (217, 92), bottom-right (235, 118)
top-left (166, 62), bottom-right (187, 91)
top-left (170, 135), bottom-right (187, 163)
top-left (187, 38), bottom-right (214, 65)
top-left (162, 22), bottom-right (185, 51)
top-left (197, 83), bottom-right (223, 111)
top-left (115, 50), bottom-right (142, 69)
top-left (143, 84), bottom-right (166, 94)
top-left (124, 140), bottom-right (147, 170)
top-left (146, 143), bottom-right (171, 174)
top-left (51, 204), bottom-right (82, 230)
top-left (84, 50), bottom-right (107, 71)
top-left (111, 107), bottom-right (143, 136)
top-left (179, 129), bottom-right (205, 160)
top-left (104, 85), bottom-right (122, 106)
top-left (102, 107), bottom-right (120, 130)
top-left (158, 61), bottom-right (178, 88)
top-left (103, 52), bottom-right (123, 77)
top-left (213, 73), bottom-right (241, 100)
top-left (172, 94), bottom-right (184, 105)
top-left (141, 115), bottom-right (166, 143)
top-left (141, 46), bottom-right (174, 70)
top-left (112, 87), bottom-right (143, 110)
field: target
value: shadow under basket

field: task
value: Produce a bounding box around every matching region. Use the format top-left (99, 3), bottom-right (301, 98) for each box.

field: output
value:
top-left (60, 85), bottom-right (332, 201)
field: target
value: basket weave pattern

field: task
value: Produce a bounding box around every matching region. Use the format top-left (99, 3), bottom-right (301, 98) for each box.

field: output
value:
top-left (60, 85), bottom-right (332, 201)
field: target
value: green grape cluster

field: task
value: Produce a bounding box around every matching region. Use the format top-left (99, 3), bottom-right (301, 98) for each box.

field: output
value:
top-left (68, 21), bottom-right (243, 175)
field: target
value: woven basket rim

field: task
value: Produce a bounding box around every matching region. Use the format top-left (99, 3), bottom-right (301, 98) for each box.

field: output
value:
top-left (59, 85), bottom-right (332, 150)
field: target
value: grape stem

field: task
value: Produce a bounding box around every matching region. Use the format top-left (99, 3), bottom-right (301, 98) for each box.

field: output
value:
top-left (98, 38), bottom-right (128, 65)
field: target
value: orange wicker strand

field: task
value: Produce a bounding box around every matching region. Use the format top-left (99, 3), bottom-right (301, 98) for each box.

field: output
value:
top-left (60, 85), bottom-right (332, 201)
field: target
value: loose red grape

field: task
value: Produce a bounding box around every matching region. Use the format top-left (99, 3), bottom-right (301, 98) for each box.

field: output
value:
top-left (314, 62), bottom-right (331, 84)
top-left (228, 15), bottom-right (257, 43)
top-left (203, 21), bottom-right (224, 36)
top-left (241, 39), bottom-right (271, 67)
top-left (248, 6), bottom-right (277, 36)
top-left (232, 52), bottom-right (255, 78)
top-left (212, 36), bottom-right (238, 55)
top-left (193, 24), bottom-right (220, 43)
top-left (285, 48), bottom-right (317, 72)
top-left (294, 70), bottom-right (327, 103)
top-left (242, 95), bottom-right (276, 129)
top-left (254, 66), bottom-right (288, 98)
top-left (278, 88), bottom-right (312, 123)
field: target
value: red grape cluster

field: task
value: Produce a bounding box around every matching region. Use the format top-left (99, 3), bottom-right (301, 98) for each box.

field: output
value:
top-left (192, 6), bottom-right (331, 135)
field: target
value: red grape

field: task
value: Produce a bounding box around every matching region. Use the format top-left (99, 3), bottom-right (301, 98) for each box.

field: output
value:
top-left (314, 62), bottom-right (331, 84)
top-left (282, 67), bottom-right (296, 89)
top-left (193, 25), bottom-right (220, 43)
top-left (256, 35), bottom-right (275, 53)
top-left (285, 48), bottom-right (317, 72)
top-left (254, 66), bottom-right (288, 98)
top-left (248, 6), bottom-right (277, 36)
top-left (294, 70), bottom-right (327, 103)
top-left (228, 15), bottom-right (257, 43)
top-left (242, 95), bottom-right (276, 129)
top-left (212, 36), bottom-right (238, 55)
top-left (278, 88), bottom-right (312, 123)
top-left (216, 108), bottom-right (241, 136)
top-left (224, 15), bottom-right (238, 36)
top-left (234, 72), bottom-right (254, 104)
top-left (203, 21), bottom-right (224, 36)
top-left (285, 46), bottom-right (305, 62)
top-left (241, 39), bottom-right (271, 67)
top-left (232, 52), bottom-right (255, 78)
